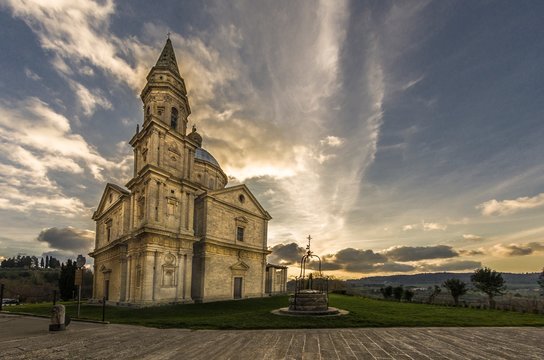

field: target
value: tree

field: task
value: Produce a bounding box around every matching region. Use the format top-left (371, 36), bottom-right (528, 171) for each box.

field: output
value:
top-left (59, 259), bottom-right (77, 300)
top-left (49, 256), bottom-right (61, 269)
top-left (427, 285), bottom-right (441, 304)
top-left (380, 285), bottom-right (393, 299)
top-left (471, 267), bottom-right (506, 308)
top-left (538, 267), bottom-right (544, 296)
top-left (403, 289), bottom-right (414, 302)
top-left (40, 257), bottom-right (44, 268)
top-left (393, 286), bottom-right (404, 301)
top-left (443, 278), bottom-right (467, 306)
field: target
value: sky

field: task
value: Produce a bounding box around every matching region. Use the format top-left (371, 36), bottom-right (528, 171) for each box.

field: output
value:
top-left (0, 0), bottom-right (543, 278)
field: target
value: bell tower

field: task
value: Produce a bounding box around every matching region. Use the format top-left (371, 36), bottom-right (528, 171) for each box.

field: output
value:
top-left (127, 37), bottom-right (199, 232)
top-left (140, 37), bottom-right (191, 135)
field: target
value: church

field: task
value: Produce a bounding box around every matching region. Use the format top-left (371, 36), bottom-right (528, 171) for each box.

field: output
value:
top-left (90, 38), bottom-right (287, 305)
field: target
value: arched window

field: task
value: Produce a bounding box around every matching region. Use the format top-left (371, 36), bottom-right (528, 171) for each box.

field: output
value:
top-left (170, 107), bottom-right (178, 129)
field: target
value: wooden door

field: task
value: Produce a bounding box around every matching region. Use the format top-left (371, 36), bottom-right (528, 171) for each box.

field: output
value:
top-left (104, 280), bottom-right (110, 301)
top-left (233, 277), bottom-right (242, 299)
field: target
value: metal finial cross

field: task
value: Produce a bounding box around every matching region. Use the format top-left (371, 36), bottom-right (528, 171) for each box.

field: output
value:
top-left (306, 235), bottom-right (312, 253)
top-left (167, 32), bottom-right (171, 39)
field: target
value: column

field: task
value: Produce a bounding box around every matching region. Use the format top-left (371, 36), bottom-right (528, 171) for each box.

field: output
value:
top-left (183, 146), bottom-right (189, 179)
top-left (155, 181), bottom-right (161, 223)
top-left (141, 250), bottom-right (155, 303)
top-left (188, 149), bottom-right (194, 178)
top-left (187, 193), bottom-right (194, 232)
top-left (119, 255), bottom-right (127, 302)
top-left (150, 129), bottom-right (159, 165)
top-left (92, 264), bottom-right (98, 299)
top-left (126, 255), bottom-right (132, 302)
top-left (133, 148), bottom-right (138, 177)
top-left (152, 251), bottom-right (158, 302)
top-left (158, 132), bottom-right (165, 167)
top-left (180, 190), bottom-right (187, 231)
top-left (175, 251), bottom-right (182, 301)
top-left (184, 253), bottom-right (192, 300)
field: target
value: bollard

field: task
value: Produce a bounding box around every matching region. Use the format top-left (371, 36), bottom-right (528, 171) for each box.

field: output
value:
top-left (0, 283), bottom-right (4, 311)
top-left (49, 304), bottom-right (66, 331)
top-left (102, 296), bottom-right (106, 322)
top-left (77, 285), bottom-right (81, 318)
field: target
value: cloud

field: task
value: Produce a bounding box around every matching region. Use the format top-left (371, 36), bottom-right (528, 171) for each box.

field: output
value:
top-left (4, 0), bottom-right (150, 91)
top-left (400, 75), bottom-right (424, 91)
top-left (335, 248), bottom-right (388, 265)
top-left (268, 242), bottom-right (306, 265)
top-left (37, 227), bottom-right (94, 254)
top-left (418, 260), bottom-right (482, 272)
top-left (4, 0), bottom-right (381, 253)
top-left (385, 245), bottom-right (458, 261)
top-left (463, 234), bottom-right (483, 241)
top-left (0, 97), bottom-right (130, 215)
top-left (423, 222), bottom-right (447, 231)
top-left (373, 262), bottom-right (416, 273)
top-left (458, 249), bottom-right (485, 256)
top-left (67, 79), bottom-right (112, 116)
top-left (402, 221), bottom-right (447, 231)
top-left (269, 241), bottom-right (486, 274)
top-left (477, 193), bottom-right (544, 216)
top-left (492, 242), bottom-right (544, 256)
top-left (24, 67), bottom-right (41, 81)
top-left (320, 136), bottom-right (344, 147)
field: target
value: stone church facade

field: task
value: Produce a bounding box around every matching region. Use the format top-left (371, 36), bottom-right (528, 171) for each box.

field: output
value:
top-left (90, 38), bottom-right (285, 305)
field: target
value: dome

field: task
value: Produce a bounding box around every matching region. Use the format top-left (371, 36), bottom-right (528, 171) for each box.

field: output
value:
top-left (195, 148), bottom-right (220, 168)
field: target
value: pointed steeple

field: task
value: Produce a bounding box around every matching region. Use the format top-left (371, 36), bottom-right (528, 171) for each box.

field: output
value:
top-left (154, 38), bottom-right (181, 77)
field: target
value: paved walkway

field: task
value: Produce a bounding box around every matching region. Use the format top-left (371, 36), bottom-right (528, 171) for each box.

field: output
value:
top-left (1, 313), bottom-right (543, 359)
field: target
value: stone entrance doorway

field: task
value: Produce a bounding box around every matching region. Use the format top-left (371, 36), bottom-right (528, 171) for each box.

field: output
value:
top-left (233, 277), bottom-right (242, 299)
top-left (104, 280), bottom-right (110, 301)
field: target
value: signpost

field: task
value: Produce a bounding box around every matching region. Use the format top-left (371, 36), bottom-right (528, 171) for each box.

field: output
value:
top-left (75, 255), bottom-right (86, 318)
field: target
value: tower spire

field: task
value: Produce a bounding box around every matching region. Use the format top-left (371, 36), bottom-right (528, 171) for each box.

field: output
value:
top-left (154, 37), bottom-right (180, 77)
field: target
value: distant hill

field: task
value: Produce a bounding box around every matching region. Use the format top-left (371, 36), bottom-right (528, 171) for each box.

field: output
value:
top-left (348, 272), bottom-right (540, 288)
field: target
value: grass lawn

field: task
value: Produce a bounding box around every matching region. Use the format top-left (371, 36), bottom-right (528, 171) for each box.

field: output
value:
top-left (4, 294), bottom-right (544, 329)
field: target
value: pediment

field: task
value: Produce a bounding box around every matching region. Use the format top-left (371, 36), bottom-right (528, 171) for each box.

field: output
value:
top-left (230, 260), bottom-right (250, 271)
top-left (93, 183), bottom-right (130, 220)
top-left (209, 185), bottom-right (271, 220)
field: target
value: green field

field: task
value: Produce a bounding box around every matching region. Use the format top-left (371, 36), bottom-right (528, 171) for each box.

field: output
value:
top-left (4, 294), bottom-right (544, 329)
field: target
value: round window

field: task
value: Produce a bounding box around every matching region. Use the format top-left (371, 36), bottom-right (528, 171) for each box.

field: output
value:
top-left (239, 194), bottom-right (245, 203)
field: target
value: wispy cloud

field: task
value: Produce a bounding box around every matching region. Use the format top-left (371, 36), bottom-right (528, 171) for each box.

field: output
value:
top-left (463, 234), bottom-right (483, 241)
top-left (400, 75), bottom-right (424, 91)
top-left (4, 0), bottom-right (150, 91)
top-left (402, 221), bottom-right (447, 231)
top-left (24, 67), bottom-right (41, 81)
top-left (0, 97), bottom-right (129, 215)
top-left (477, 193), bottom-right (544, 216)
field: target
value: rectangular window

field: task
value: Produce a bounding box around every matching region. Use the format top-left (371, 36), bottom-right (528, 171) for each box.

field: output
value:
top-left (236, 226), bottom-right (244, 241)
top-left (106, 220), bottom-right (112, 242)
